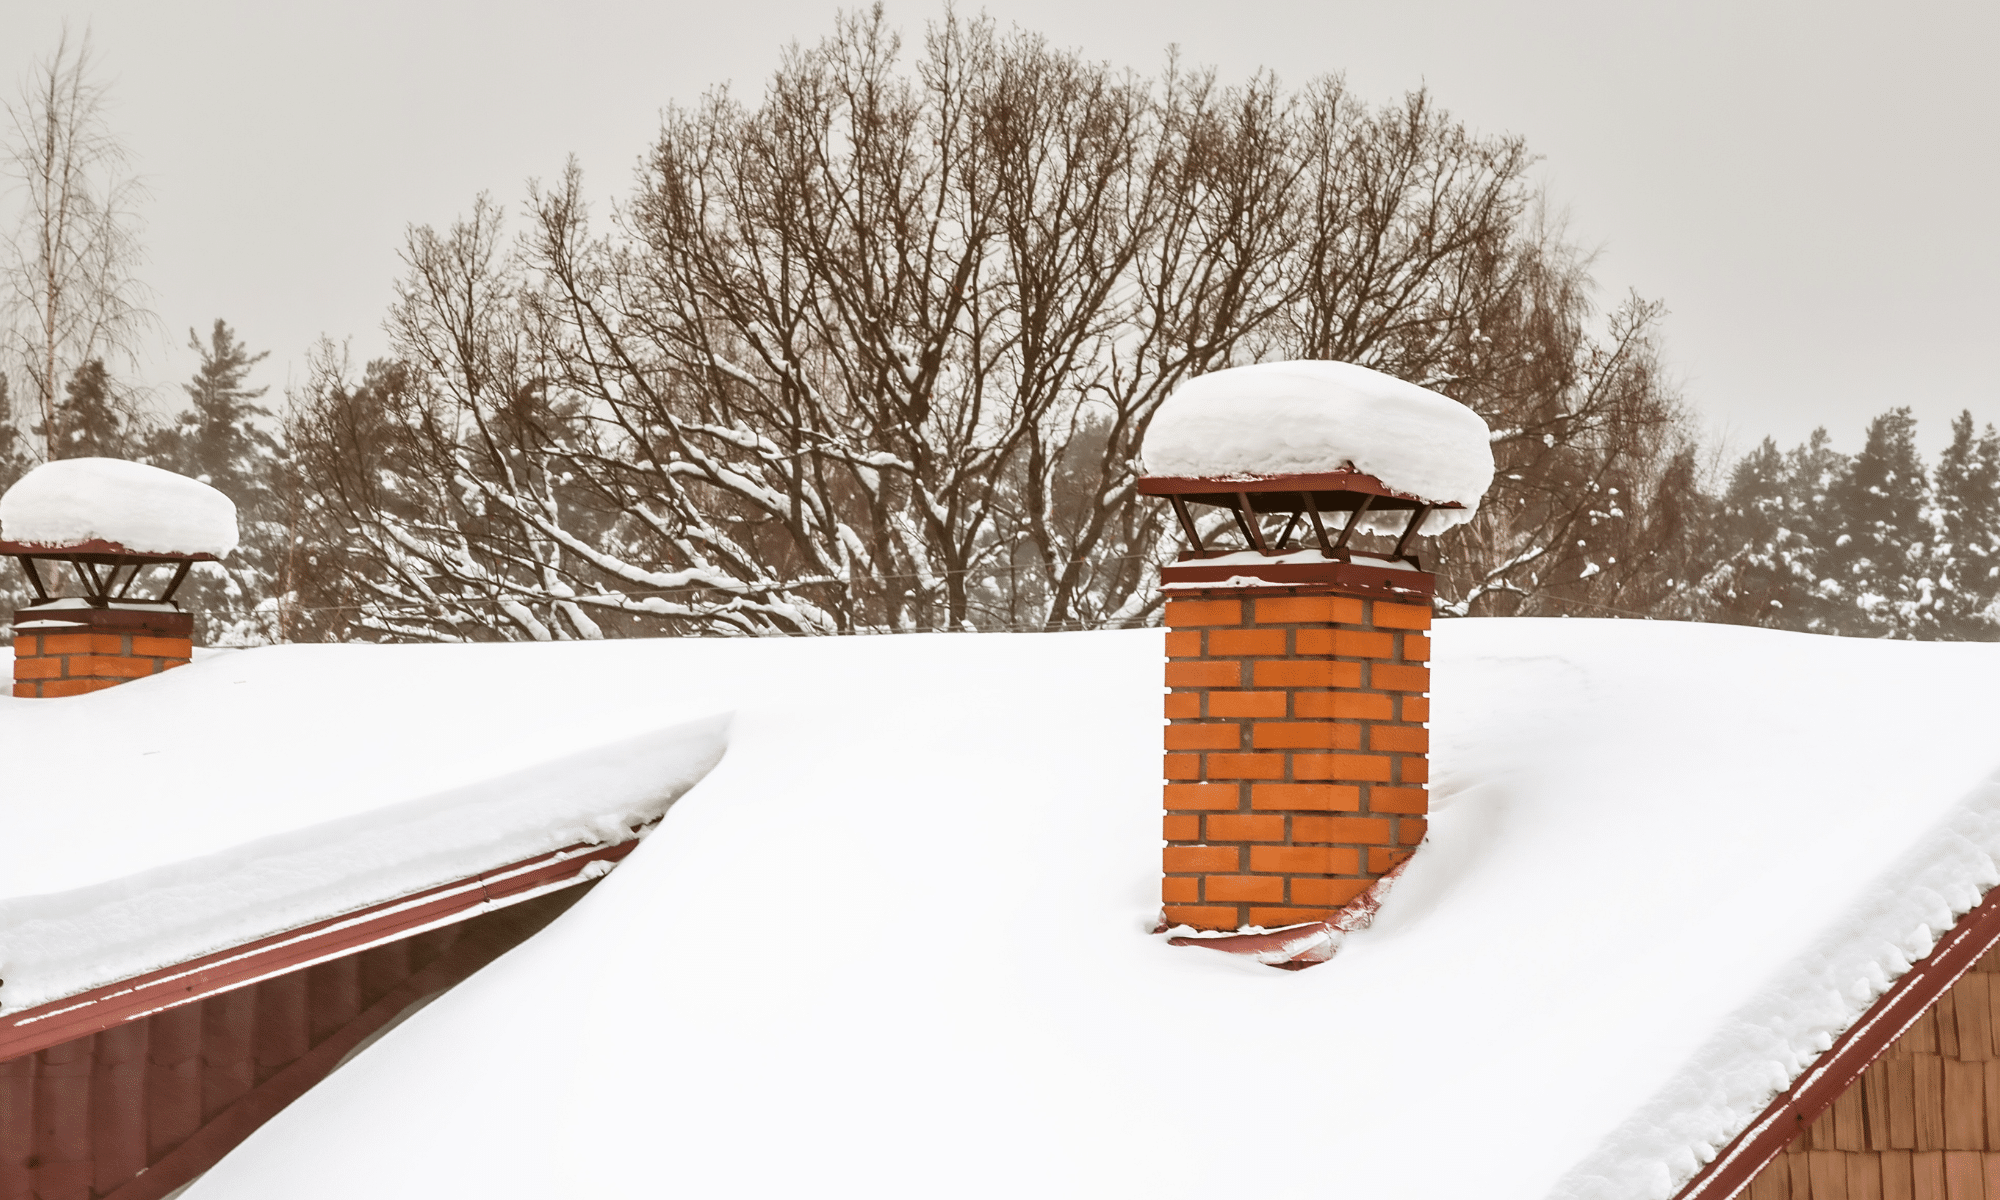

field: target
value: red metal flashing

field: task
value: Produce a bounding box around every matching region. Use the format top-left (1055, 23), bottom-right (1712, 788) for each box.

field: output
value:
top-left (0, 837), bottom-right (639, 1064)
top-left (10, 605), bottom-right (193, 635)
top-left (1673, 883), bottom-right (2000, 1200)
top-left (1163, 857), bottom-right (1410, 969)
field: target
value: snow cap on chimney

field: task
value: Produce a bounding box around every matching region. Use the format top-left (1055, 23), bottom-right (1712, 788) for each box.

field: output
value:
top-left (1, 457), bottom-right (239, 558)
top-left (1143, 359), bottom-right (1493, 537)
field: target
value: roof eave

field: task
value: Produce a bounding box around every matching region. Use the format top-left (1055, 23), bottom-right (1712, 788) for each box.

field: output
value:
top-left (1674, 882), bottom-right (2000, 1199)
top-left (0, 836), bottom-right (638, 1064)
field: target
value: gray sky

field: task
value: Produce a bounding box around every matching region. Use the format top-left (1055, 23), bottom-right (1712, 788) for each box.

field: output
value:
top-left (9, 0), bottom-right (1997, 461)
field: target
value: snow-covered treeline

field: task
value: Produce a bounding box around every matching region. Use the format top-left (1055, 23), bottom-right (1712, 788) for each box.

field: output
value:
top-left (1434, 399), bottom-right (2000, 639)
top-left (6, 13), bottom-right (1991, 643)
top-left (1699, 409), bottom-right (2000, 639)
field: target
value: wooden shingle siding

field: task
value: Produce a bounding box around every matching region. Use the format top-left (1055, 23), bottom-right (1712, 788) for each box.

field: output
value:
top-left (1747, 947), bottom-right (2000, 1197)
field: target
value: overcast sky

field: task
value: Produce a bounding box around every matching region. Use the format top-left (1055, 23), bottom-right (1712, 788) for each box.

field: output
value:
top-left (8, 0), bottom-right (1997, 461)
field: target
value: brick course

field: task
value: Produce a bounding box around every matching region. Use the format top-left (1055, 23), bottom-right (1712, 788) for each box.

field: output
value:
top-left (1161, 586), bottom-right (1431, 932)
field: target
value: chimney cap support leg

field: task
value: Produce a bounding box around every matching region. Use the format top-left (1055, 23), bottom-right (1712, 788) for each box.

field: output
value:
top-left (1302, 494), bottom-right (1334, 556)
top-left (17, 556), bottom-right (49, 604)
top-left (161, 559), bottom-right (193, 604)
top-left (72, 558), bottom-right (111, 606)
top-left (1332, 495), bottom-right (1373, 555)
top-left (1233, 493), bottom-right (1269, 553)
top-left (1394, 505), bottom-right (1433, 562)
top-left (1169, 495), bottom-right (1207, 557)
top-left (1273, 510), bottom-right (1304, 551)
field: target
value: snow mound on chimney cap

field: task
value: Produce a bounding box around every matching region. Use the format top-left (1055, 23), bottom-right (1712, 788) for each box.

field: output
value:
top-left (1141, 361), bottom-right (1495, 536)
top-left (0, 458), bottom-right (239, 558)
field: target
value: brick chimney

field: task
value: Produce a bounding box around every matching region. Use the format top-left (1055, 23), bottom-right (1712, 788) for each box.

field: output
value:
top-left (13, 608), bottom-right (195, 697)
top-left (1160, 584), bottom-right (1432, 930)
top-left (1138, 361), bottom-right (1491, 946)
top-left (3, 459), bottom-right (237, 698)
top-left (1148, 492), bottom-right (1440, 933)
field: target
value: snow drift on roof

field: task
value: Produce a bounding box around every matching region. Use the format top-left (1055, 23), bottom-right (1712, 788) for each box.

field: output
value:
top-left (146, 623), bottom-right (2000, 1200)
top-left (1141, 360), bottom-right (1495, 535)
top-left (0, 457), bottom-right (240, 557)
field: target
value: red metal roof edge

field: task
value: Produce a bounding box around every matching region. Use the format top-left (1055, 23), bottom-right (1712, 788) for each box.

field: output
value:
top-left (0, 835), bottom-right (641, 1064)
top-left (96, 949), bottom-right (471, 1200)
top-left (0, 538), bottom-right (219, 562)
top-left (1134, 469), bottom-right (1465, 509)
top-left (1673, 881), bottom-right (2000, 1200)
top-left (97, 898), bottom-right (557, 1200)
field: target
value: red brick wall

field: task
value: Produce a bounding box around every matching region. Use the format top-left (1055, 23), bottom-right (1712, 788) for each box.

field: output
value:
top-left (1162, 589), bottom-right (1431, 932)
top-left (12, 610), bottom-right (193, 698)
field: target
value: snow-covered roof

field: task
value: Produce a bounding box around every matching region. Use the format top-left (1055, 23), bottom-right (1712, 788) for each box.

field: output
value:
top-left (0, 645), bottom-right (723, 1015)
top-left (0, 457), bottom-right (241, 557)
top-left (1141, 360), bottom-right (1496, 535)
top-left (27, 622), bottom-right (1967, 1200)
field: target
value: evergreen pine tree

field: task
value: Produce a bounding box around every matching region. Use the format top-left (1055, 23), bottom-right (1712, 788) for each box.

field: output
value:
top-left (1823, 408), bottom-right (1935, 637)
top-left (147, 321), bottom-right (286, 645)
top-left (151, 320), bottom-right (276, 485)
top-left (41, 360), bottom-right (132, 459)
top-left (1777, 429), bottom-right (1852, 633)
top-left (1931, 409), bottom-right (2000, 639)
top-left (1713, 438), bottom-right (1811, 627)
top-left (1711, 430), bottom-right (1848, 632)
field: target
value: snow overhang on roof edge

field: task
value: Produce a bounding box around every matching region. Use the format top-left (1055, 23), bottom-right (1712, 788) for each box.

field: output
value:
top-left (0, 837), bottom-right (637, 1063)
top-left (1674, 880), bottom-right (2000, 1199)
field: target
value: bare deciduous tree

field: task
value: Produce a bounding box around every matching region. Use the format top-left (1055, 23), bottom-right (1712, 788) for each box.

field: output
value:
top-left (286, 9), bottom-right (1691, 642)
top-left (1, 28), bottom-right (153, 458)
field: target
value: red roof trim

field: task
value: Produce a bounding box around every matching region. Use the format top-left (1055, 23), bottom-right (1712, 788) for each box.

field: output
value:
top-left (0, 538), bottom-right (219, 562)
top-left (0, 837), bottom-right (638, 1063)
top-left (96, 902), bottom-right (537, 1200)
top-left (1673, 882), bottom-right (2000, 1199)
top-left (1134, 470), bottom-right (1465, 508)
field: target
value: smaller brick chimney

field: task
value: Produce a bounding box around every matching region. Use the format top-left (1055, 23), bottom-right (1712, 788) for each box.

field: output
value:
top-left (12, 608), bottom-right (194, 698)
top-left (3, 458), bottom-right (237, 698)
